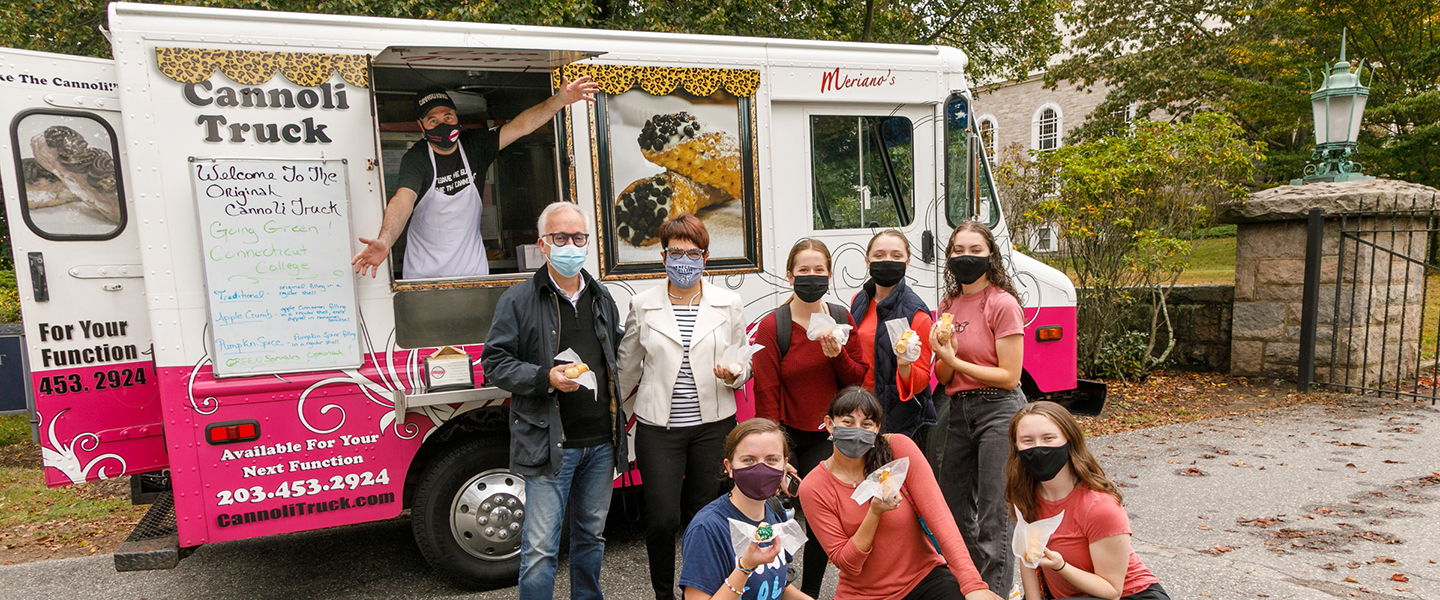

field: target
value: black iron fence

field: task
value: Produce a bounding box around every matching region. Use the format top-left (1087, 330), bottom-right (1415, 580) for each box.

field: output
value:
top-left (1298, 194), bottom-right (1439, 403)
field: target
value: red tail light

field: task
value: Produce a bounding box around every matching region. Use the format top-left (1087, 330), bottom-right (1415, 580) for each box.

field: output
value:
top-left (206, 420), bottom-right (260, 445)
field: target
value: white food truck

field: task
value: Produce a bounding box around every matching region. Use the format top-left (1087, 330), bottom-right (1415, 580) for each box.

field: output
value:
top-left (0, 2), bottom-right (1100, 587)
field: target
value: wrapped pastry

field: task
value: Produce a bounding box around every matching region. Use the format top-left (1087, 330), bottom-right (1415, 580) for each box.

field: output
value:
top-left (638, 112), bottom-right (742, 198)
top-left (1023, 529), bottom-right (1044, 564)
top-left (565, 364), bottom-right (590, 379)
top-left (754, 521), bottom-right (774, 542)
top-left (894, 330), bottom-right (919, 355)
top-left (614, 171), bottom-right (731, 246)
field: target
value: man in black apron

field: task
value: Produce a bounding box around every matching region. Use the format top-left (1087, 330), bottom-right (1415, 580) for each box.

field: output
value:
top-left (351, 78), bottom-right (598, 279)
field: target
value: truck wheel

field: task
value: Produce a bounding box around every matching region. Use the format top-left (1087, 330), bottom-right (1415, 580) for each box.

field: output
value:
top-left (412, 439), bottom-right (525, 589)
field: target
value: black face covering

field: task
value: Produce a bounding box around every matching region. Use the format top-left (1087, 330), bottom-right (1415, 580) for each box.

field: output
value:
top-left (869, 260), bottom-right (906, 288)
top-left (423, 122), bottom-right (462, 150)
top-left (792, 275), bottom-right (829, 303)
top-left (1018, 442), bottom-right (1071, 482)
top-left (948, 254), bottom-right (990, 285)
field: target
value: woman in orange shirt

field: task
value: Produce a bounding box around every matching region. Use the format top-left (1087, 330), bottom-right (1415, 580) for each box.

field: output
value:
top-left (847, 230), bottom-right (936, 442)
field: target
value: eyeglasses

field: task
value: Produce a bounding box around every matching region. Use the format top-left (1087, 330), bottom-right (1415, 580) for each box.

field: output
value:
top-left (662, 248), bottom-right (707, 260)
top-left (543, 232), bottom-right (590, 247)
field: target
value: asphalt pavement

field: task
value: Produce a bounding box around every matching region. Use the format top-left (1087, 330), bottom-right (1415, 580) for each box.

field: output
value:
top-left (0, 396), bottom-right (1434, 600)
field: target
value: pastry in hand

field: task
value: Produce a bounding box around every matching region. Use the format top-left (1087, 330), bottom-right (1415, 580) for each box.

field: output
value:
top-left (564, 364), bottom-right (590, 379)
top-left (895, 330), bottom-right (919, 355)
top-left (638, 112), bottom-right (741, 198)
top-left (614, 171), bottom-right (730, 246)
top-left (938, 313), bottom-right (954, 335)
top-left (1023, 530), bottom-right (1044, 564)
top-left (754, 521), bottom-right (774, 542)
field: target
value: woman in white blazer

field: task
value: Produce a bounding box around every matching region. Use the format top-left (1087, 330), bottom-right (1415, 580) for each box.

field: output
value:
top-left (617, 213), bottom-right (751, 600)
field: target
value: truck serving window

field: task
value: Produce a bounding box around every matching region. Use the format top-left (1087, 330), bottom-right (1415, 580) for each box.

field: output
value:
top-left (374, 69), bottom-right (560, 284)
top-left (943, 95), bottom-right (1000, 228)
top-left (9, 110), bottom-right (126, 241)
top-left (810, 115), bottom-right (914, 230)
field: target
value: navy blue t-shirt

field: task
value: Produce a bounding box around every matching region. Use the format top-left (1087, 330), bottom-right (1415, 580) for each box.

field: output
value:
top-left (679, 495), bottom-right (791, 600)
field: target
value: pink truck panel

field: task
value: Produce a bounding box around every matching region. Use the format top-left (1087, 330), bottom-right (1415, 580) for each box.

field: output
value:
top-left (35, 360), bottom-right (166, 488)
top-left (1022, 305), bottom-right (1078, 393)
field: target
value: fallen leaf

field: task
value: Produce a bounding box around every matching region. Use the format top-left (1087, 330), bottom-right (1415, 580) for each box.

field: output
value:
top-left (1392, 574), bottom-right (1409, 582)
top-left (1343, 576), bottom-right (1359, 583)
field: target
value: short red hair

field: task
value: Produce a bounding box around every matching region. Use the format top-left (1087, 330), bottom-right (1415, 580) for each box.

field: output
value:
top-left (658, 213), bottom-right (710, 251)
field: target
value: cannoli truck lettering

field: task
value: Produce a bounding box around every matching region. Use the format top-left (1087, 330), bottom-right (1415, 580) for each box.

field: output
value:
top-left (819, 67), bottom-right (897, 94)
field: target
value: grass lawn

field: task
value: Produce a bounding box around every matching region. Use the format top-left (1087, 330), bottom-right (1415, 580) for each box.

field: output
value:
top-left (0, 414), bottom-right (146, 564)
top-left (1424, 272), bottom-right (1439, 362)
top-left (0, 269), bottom-right (16, 323)
top-left (1044, 236), bottom-right (1238, 287)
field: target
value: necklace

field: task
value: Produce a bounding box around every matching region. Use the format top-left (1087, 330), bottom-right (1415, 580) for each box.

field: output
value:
top-left (826, 457), bottom-right (861, 489)
top-left (668, 287), bottom-right (701, 306)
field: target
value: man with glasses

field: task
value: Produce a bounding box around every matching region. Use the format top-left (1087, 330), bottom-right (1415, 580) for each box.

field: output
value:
top-left (351, 78), bottom-right (598, 279)
top-left (481, 202), bottom-right (628, 600)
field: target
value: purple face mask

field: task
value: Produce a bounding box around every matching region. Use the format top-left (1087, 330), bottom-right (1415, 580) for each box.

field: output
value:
top-left (731, 462), bottom-right (785, 500)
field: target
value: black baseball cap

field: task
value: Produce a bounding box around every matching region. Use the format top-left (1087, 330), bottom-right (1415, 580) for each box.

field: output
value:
top-left (414, 88), bottom-right (457, 120)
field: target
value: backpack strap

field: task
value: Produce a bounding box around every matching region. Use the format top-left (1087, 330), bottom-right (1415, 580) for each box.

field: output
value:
top-left (776, 304), bottom-right (793, 359)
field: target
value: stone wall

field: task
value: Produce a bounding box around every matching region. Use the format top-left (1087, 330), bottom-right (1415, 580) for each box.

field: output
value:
top-left (1144, 285), bottom-right (1234, 372)
top-left (1226, 179), bottom-right (1437, 384)
top-left (972, 75), bottom-right (1111, 155)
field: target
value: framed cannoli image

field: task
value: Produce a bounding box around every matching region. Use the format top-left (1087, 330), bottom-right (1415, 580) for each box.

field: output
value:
top-left (557, 65), bottom-right (761, 278)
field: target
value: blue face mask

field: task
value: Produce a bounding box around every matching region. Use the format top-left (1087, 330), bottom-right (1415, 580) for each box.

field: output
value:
top-left (546, 242), bottom-right (587, 278)
top-left (665, 255), bottom-right (704, 290)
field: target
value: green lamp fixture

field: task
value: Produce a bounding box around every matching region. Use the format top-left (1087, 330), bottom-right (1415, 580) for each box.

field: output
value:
top-left (1293, 29), bottom-right (1376, 185)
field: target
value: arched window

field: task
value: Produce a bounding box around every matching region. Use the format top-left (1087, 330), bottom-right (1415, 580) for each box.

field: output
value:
top-left (1035, 106), bottom-right (1061, 151)
top-left (978, 117), bottom-right (998, 164)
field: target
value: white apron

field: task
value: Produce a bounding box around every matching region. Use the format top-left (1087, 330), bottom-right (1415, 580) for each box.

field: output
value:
top-left (402, 143), bottom-right (489, 279)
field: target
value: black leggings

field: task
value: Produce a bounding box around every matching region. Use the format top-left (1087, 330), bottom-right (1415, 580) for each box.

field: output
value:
top-left (1056, 584), bottom-right (1171, 600)
top-left (785, 425), bottom-right (833, 598)
top-left (635, 417), bottom-right (736, 600)
top-left (901, 567), bottom-right (966, 600)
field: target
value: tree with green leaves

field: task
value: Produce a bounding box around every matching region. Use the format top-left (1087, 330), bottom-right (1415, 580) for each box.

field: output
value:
top-left (1, 0), bottom-right (1064, 81)
top-left (1048, 0), bottom-right (1439, 187)
top-left (995, 114), bottom-right (1262, 378)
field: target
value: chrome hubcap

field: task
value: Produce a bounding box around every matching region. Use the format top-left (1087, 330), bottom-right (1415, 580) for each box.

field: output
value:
top-left (449, 468), bottom-right (525, 561)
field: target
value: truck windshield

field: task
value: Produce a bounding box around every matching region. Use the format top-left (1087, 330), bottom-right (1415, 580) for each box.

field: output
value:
top-left (943, 95), bottom-right (999, 227)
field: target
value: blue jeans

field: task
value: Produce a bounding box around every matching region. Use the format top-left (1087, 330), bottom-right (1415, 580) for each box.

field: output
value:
top-left (518, 442), bottom-right (614, 600)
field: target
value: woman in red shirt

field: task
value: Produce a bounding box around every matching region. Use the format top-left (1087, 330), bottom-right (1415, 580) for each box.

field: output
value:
top-left (848, 230), bottom-right (936, 443)
top-left (930, 220), bottom-right (1027, 596)
top-left (1007, 402), bottom-right (1168, 600)
top-left (752, 238), bottom-right (867, 597)
top-left (798, 387), bottom-right (999, 600)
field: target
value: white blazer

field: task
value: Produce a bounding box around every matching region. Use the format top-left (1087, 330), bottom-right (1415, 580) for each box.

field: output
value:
top-left (617, 281), bottom-right (752, 427)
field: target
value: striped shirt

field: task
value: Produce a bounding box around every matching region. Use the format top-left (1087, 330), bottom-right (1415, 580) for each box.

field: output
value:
top-left (668, 305), bottom-right (703, 427)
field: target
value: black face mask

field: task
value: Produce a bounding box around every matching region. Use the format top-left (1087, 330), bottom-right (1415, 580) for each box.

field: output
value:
top-left (869, 260), bottom-right (906, 288)
top-left (1018, 442), bottom-right (1071, 482)
top-left (423, 122), bottom-right (462, 150)
top-left (948, 254), bottom-right (990, 285)
top-left (792, 275), bottom-right (829, 303)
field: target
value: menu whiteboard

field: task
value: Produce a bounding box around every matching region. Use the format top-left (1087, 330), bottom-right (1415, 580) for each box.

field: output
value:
top-left (191, 158), bottom-right (361, 377)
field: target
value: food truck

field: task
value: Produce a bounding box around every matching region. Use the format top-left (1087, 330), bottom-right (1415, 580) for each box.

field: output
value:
top-left (0, 2), bottom-right (1101, 586)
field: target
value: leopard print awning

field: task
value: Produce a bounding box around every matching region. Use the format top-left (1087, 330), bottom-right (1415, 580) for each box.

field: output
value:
top-left (155, 48), bottom-right (369, 88)
top-left (552, 64), bottom-right (759, 97)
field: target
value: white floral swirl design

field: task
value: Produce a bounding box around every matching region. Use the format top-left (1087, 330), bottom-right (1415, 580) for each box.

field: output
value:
top-left (186, 355), bottom-right (219, 415)
top-left (39, 409), bottom-right (128, 484)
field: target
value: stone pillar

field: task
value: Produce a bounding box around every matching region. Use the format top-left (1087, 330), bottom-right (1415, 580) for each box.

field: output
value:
top-left (1224, 179), bottom-right (1438, 384)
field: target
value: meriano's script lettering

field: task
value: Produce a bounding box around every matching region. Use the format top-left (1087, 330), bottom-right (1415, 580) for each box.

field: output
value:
top-left (819, 68), bottom-right (897, 94)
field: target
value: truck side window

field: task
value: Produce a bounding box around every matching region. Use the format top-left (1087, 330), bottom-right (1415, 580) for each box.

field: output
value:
top-left (9, 111), bottom-right (126, 240)
top-left (944, 96), bottom-right (1000, 228)
top-left (810, 115), bottom-right (913, 230)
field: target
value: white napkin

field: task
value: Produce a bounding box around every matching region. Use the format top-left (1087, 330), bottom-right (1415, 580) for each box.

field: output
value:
top-left (850, 456), bottom-right (909, 505)
top-left (554, 348), bottom-right (597, 397)
top-left (1011, 506), bottom-right (1065, 569)
top-left (719, 343), bottom-right (765, 379)
top-left (727, 518), bottom-right (807, 561)
top-left (885, 318), bottom-right (922, 362)
top-left (805, 312), bottom-right (853, 345)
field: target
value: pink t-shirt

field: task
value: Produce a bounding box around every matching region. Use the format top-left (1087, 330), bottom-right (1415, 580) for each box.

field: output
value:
top-left (938, 285), bottom-right (1024, 393)
top-left (1036, 485), bottom-right (1160, 599)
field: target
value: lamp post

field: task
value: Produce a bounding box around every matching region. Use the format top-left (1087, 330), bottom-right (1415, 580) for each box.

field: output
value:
top-left (1292, 29), bottom-right (1376, 185)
